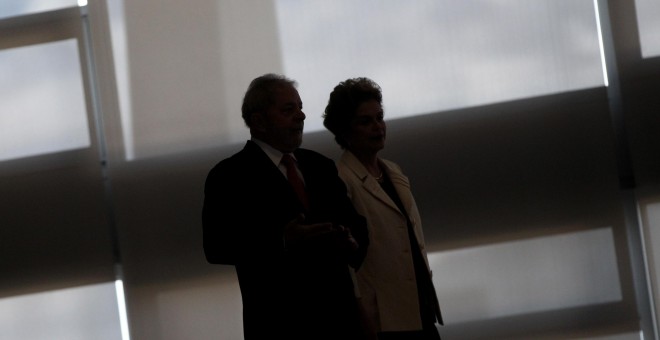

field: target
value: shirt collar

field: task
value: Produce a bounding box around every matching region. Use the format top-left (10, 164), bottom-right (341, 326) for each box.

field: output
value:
top-left (251, 138), bottom-right (297, 166)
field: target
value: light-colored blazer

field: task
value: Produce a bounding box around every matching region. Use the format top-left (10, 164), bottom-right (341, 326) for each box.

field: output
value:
top-left (338, 150), bottom-right (436, 332)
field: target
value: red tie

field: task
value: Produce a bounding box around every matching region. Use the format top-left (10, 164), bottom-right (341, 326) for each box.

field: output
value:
top-left (281, 154), bottom-right (309, 210)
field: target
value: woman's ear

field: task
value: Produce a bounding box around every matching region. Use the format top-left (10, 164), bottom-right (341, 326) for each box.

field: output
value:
top-left (340, 131), bottom-right (351, 149)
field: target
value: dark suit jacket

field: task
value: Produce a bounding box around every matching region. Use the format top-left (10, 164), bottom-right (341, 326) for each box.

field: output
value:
top-left (203, 141), bottom-right (368, 340)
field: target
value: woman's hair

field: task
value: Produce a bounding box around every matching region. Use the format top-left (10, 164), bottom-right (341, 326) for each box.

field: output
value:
top-left (241, 73), bottom-right (297, 127)
top-left (323, 77), bottom-right (382, 149)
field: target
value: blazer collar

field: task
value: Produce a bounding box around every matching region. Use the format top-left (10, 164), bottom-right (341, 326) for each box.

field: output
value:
top-left (340, 150), bottom-right (401, 213)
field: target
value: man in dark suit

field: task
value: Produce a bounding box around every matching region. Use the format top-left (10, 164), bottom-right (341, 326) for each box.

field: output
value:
top-left (203, 74), bottom-right (369, 340)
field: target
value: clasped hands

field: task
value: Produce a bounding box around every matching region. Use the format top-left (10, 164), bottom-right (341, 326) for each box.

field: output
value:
top-left (284, 214), bottom-right (359, 252)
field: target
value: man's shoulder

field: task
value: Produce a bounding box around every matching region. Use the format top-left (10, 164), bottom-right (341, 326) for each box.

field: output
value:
top-left (207, 143), bottom-right (257, 175)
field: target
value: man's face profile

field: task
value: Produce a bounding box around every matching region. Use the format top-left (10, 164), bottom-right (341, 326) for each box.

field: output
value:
top-left (257, 84), bottom-right (306, 153)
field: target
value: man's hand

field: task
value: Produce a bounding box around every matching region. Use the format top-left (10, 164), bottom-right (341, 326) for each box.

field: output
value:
top-left (284, 214), bottom-right (334, 246)
top-left (284, 215), bottom-right (359, 253)
top-left (332, 224), bottom-right (359, 252)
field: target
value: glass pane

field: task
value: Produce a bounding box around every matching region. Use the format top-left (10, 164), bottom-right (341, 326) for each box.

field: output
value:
top-left (0, 39), bottom-right (91, 162)
top-left (0, 0), bottom-right (79, 20)
top-left (428, 227), bottom-right (621, 323)
top-left (0, 282), bottom-right (123, 340)
top-left (636, 0), bottom-right (660, 58)
top-left (107, 0), bottom-right (605, 160)
top-left (641, 199), bottom-right (660, 319)
top-left (106, 0), bottom-right (133, 160)
top-left (275, 0), bottom-right (605, 132)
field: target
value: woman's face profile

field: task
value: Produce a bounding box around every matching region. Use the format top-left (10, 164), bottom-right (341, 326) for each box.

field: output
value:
top-left (346, 99), bottom-right (386, 155)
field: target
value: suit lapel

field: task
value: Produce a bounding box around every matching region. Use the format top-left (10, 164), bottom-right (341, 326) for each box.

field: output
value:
top-left (243, 141), bottom-right (283, 180)
top-left (383, 164), bottom-right (415, 217)
top-left (243, 141), bottom-right (298, 202)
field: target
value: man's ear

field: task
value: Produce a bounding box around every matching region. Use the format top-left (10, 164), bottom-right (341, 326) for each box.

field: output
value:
top-left (250, 112), bottom-right (267, 132)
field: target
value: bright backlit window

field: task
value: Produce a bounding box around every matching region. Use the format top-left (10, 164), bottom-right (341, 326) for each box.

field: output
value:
top-left (635, 0), bottom-right (660, 58)
top-left (276, 0), bottom-right (606, 132)
top-left (107, 0), bottom-right (606, 160)
top-left (0, 0), bottom-right (79, 20)
top-left (0, 282), bottom-right (123, 340)
top-left (428, 227), bottom-right (621, 323)
top-left (0, 39), bottom-right (91, 162)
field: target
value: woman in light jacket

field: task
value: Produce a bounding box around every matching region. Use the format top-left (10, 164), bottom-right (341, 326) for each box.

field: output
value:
top-left (323, 77), bottom-right (442, 340)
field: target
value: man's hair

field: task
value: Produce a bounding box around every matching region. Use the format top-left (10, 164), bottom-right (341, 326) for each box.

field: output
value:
top-left (241, 73), bottom-right (297, 127)
top-left (323, 77), bottom-right (382, 149)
